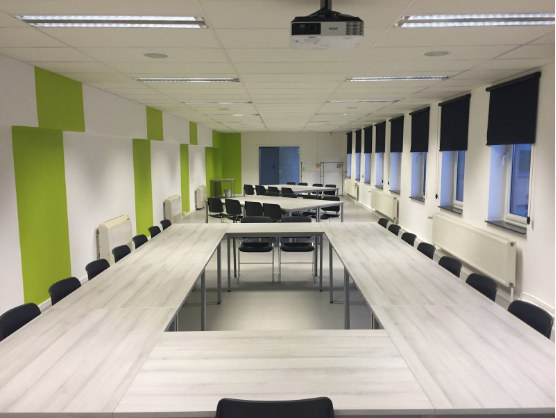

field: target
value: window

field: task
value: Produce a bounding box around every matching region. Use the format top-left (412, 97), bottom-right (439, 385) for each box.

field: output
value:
top-left (507, 143), bottom-right (532, 221)
top-left (410, 108), bottom-right (430, 201)
top-left (375, 153), bottom-right (384, 188)
top-left (390, 153), bottom-right (402, 193)
top-left (364, 153), bottom-right (371, 183)
top-left (411, 152), bottom-right (427, 200)
top-left (355, 153), bottom-right (361, 181)
top-left (346, 132), bottom-right (352, 179)
top-left (363, 125), bottom-right (372, 183)
top-left (454, 151), bottom-right (466, 206)
top-left (347, 154), bottom-right (352, 178)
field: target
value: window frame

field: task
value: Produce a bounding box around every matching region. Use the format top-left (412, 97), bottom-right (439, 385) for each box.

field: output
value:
top-left (504, 143), bottom-right (533, 225)
top-left (453, 151), bottom-right (465, 208)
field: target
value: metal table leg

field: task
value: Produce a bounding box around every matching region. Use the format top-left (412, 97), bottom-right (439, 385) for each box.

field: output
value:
top-left (201, 270), bottom-right (206, 331)
top-left (233, 238), bottom-right (237, 278)
top-left (205, 202), bottom-right (209, 223)
top-left (227, 236), bottom-right (231, 292)
top-left (319, 235), bottom-right (323, 291)
top-left (217, 243), bottom-right (221, 304)
top-left (344, 268), bottom-right (350, 329)
top-left (341, 203), bottom-right (344, 222)
top-left (329, 241), bottom-right (334, 303)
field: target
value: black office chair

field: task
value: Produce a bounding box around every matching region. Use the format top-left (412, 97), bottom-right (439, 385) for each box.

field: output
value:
top-left (263, 203), bottom-right (282, 222)
top-left (268, 186), bottom-right (280, 194)
top-left (298, 182), bottom-right (308, 186)
top-left (238, 216), bottom-right (275, 283)
top-left (112, 245), bottom-right (131, 263)
top-left (378, 218), bottom-right (389, 228)
top-left (245, 201), bottom-right (264, 217)
top-left (225, 199), bottom-right (243, 223)
top-left (149, 225), bottom-right (162, 237)
top-left (264, 191), bottom-right (279, 197)
top-left (401, 232), bottom-right (417, 246)
top-left (244, 184), bottom-right (255, 195)
top-left (311, 183), bottom-right (323, 195)
top-left (49, 277), bottom-right (81, 305)
top-left (286, 181), bottom-right (296, 185)
top-left (160, 219), bottom-right (171, 230)
top-left (279, 217), bottom-right (316, 283)
top-left (466, 273), bottom-right (498, 302)
top-left (320, 196), bottom-right (341, 221)
top-left (301, 194), bottom-right (321, 217)
top-left (85, 258), bottom-right (110, 280)
top-left (282, 193), bottom-right (297, 198)
top-left (208, 198), bottom-right (227, 222)
top-left (324, 184), bottom-right (337, 196)
top-left (508, 300), bottom-right (554, 339)
top-left (215, 397), bottom-right (335, 418)
top-left (417, 242), bottom-right (435, 260)
top-left (281, 187), bottom-right (294, 195)
top-left (255, 185), bottom-right (266, 195)
top-left (439, 256), bottom-right (463, 277)
top-left (132, 234), bottom-right (148, 249)
top-left (388, 224), bottom-right (401, 236)
top-left (0, 303), bottom-right (41, 342)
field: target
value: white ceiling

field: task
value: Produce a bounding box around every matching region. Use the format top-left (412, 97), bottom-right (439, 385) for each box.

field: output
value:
top-left (0, 0), bottom-right (553, 133)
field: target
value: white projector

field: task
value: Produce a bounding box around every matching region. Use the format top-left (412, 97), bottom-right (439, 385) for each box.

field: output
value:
top-left (291, 2), bottom-right (364, 50)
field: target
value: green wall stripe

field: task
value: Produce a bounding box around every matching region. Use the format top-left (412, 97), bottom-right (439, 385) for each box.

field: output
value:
top-left (146, 107), bottom-right (163, 141)
top-left (133, 139), bottom-right (154, 236)
top-left (221, 133), bottom-right (242, 195)
top-left (35, 67), bottom-right (85, 132)
top-left (12, 126), bottom-right (72, 304)
top-left (189, 122), bottom-right (198, 145)
top-left (180, 144), bottom-right (190, 213)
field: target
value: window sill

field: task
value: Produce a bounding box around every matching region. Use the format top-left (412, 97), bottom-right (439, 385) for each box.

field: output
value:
top-left (439, 205), bottom-right (463, 215)
top-left (410, 196), bottom-right (425, 203)
top-left (390, 190), bottom-right (400, 195)
top-left (364, 182), bottom-right (371, 185)
top-left (485, 220), bottom-right (527, 235)
top-left (375, 185), bottom-right (383, 189)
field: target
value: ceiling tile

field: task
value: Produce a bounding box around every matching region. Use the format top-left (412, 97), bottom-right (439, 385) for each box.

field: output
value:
top-left (235, 62), bottom-right (356, 74)
top-left (531, 32), bottom-right (555, 44)
top-left (473, 58), bottom-right (554, 70)
top-left (0, 28), bottom-right (65, 47)
top-left (216, 29), bottom-right (290, 48)
top-left (497, 44), bottom-right (555, 59)
top-left (0, 47), bottom-right (96, 62)
top-left (364, 45), bottom-right (519, 62)
top-left (78, 47), bottom-right (229, 63)
top-left (106, 62), bottom-right (237, 74)
top-left (30, 61), bottom-right (119, 73)
top-left (0, 11), bottom-right (29, 27)
top-left (405, 0), bottom-right (555, 15)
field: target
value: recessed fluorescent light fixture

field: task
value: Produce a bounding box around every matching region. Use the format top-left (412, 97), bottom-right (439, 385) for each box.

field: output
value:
top-left (327, 99), bottom-right (398, 103)
top-left (137, 77), bottom-right (239, 82)
top-left (183, 101), bottom-right (252, 105)
top-left (347, 76), bottom-right (450, 82)
top-left (396, 13), bottom-right (555, 28)
top-left (15, 15), bottom-right (207, 28)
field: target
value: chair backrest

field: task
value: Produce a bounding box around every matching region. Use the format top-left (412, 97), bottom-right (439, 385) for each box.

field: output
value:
top-left (325, 184), bottom-right (336, 188)
top-left (303, 195), bottom-right (321, 200)
top-left (298, 182), bottom-right (308, 186)
top-left (401, 232), bottom-right (417, 246)
top-left (160, 219), bottom-right (171, 230)
top-left (208, 197), bottom-right (224, 213)
top-left (148, 225), bottom-right (161, 238)
top-left (49, 277), bottom-right (81, 305)
top-left (321, 196), bottom-right (340, 212)
top-left (388, 224), bottom-right (401, 236)
top-left (215, 397), bottom-right (335, 418)
top-left (225, 199), bottom-right (242, 216)
top-left (245, 201), bottom-right (264, 217)
top-left (466, 273), bottom-right (498, 302)
top-left (0, 303), bottom-right (41, 342)
top-left (264, 192), bottom-right (279, 197)
top-left (281, 187), bottom-right (294, 194)
top-left (112, 244), bottom-right (131, 263)
top-left (312, 183), bottom-right (323, 187)
top-left (268, 186), bottom-right (280, 193)
top-left (439, 256), bottom-right (463, 277)
top-left (508, 300), bottom-right (554, 338)
top-left (417, 242), bottom-right (435, 260)
top-left (85, 258), bottom-right (110, 280)
top-left (324, 184), bottom-right (337, 195)
top-left (241, 216), bottom-right (272, 224)
top-left (255, 185), bottom-right (266, 195)
top-left (132, 234), bottom-right (148, 249)
top-left (263, 203), bottom-right (282, 221)
top-left (286, 181), bottom-right (296, 185)
top-left (244, 184), bottom-right (255, 195)
top-left (378, 218), bottom-right (389, 228)
top-left (282, 193), bottom-right (298, 198)
top-left (281, 216), bottom-right (311, 223)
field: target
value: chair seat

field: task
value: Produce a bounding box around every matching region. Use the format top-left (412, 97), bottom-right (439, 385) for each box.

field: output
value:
top-left (209, 213), bottom-right (227, 219)
top-left (281, 242), bottom-right (314, 252)
top-left (320, 213), bottom-right (340, 220)
top-left (239, 242), bottom-right (273, 252)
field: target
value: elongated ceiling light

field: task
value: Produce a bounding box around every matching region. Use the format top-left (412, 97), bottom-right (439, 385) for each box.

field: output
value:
top-left (347, 76), bottom-right (450, 82)
top-left (15, 15), bottom-right (207, 28)
top-left (396, 14), bottom-right (555, 28)
top-left (137, 77), bottom-right (239, 82)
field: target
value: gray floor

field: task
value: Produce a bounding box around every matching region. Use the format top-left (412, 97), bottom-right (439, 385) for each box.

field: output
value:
top-left (177, 197), bottom-right (380, 332)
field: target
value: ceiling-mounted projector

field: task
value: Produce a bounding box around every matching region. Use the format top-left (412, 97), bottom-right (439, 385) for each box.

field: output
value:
top-left (291, 0), bottom-right (364, 50)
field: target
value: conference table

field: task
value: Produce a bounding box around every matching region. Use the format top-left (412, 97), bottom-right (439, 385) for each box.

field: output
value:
top-left (263, 184), bottom-right (339, 194)
top-left (0, 222), bottom-right (553, 416)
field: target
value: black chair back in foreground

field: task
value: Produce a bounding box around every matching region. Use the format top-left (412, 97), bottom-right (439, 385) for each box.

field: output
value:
top-left (267, 186), bottom-right (280, 194)
top-left (401, 232), bottom-right (417, 247)
top-left (149, 225), bottom-right (162, 237)
top-left (263, 203), bottom-right (282, 222)
top-left (466, 273), bottom-right (498, 302)
top-left (281, 187), bottom-right (294, 194)
top-left (417, 242), bottom-right (435, 260)
top-left (132, 234), bottom-right (148, 249)
top-left (245, 201), bottom-right (264, 217)
top-left (49, 277), bottom-right (81, 305)
top-left (282, 193), bottom-right (297, 198)
top-left (0, 303), bottom-right (41, 342)
top-left (298, 182), bottom-right (308, 186)
top-left (244, 184), bottom-right (255, 195)
top-left (324, 184), bottom-right (337, 195)
top-left (215, 397), bottom-right (335, 418)
top-left (225, 199), bottom-right (243, 223)
top-left (286, 181), bottom-right (296, 185)
top-left (85, 258), bottom-right (110, 280)
top-left (238, 216), bottom-right (275, 282)
top-left (439, 256), bottom-right (463, 278)
top-left (255, 185), bottom-right (266, 195)
top-left (264, 192), bottom-right (279, 197)
top-left (160, 219), bottom-right (171, 230)
top-left (320, 196), bottom-right (341, 221)
top-left (112, 245), bottom-right (131, 263)
top-left (388, 224), bottom-right (401, 236)
top-left (378, 218), bottom-right (389, 228)
top-left (508, 300), bottom-right (554, 339)
top-left (207, 198), bottom-right (227, 222)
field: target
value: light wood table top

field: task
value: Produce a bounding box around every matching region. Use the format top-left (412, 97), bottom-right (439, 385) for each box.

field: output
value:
top-left (225, 222), bottom-right (324, 237)
top-left (224, 195), bottom-right (343, 211)
top-left (115, 330), bottom-right (434, 417)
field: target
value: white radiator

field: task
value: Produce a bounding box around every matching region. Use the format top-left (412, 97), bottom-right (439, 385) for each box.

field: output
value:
top-left (370, 189), bottom-right (398, 223)
top-left (164, 194), bottom-right (183, 223)
top-left (97, 215), bottom-right (132, 265)
top-left (432, 213), bottom-right (516, 288)
top-left (345, 179), bottom-right (358, 199)
top-left (195, 185), bottom-right (206, 210)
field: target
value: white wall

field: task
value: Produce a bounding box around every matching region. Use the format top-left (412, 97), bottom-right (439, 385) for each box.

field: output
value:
top-left (151, 141), bottom-right (181, 224)
top-left (197, 124), bottom-right (213, 147)
top-left (189, 145), bottom-right (206, 211)
top-left (163, 113), bottom-right (190, 144)
top-left (0, 55), bottom-right (37, 128)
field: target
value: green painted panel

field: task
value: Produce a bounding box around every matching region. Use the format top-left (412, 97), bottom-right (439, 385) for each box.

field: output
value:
top-left (146, 107), bottom-right (163, 141)
top-left (12, 126), bottom-right (72, 304)
top-left (180, 144), bottom-right (190, 213)
top-left (221, 133), bottom-right (242, 195)
top-left (212, 130), bottom-right (222, 148)
top-left (133, 139), bottom-right (154, 236)
top-left (189, 122), bottom-right (198, 145)
top-left (35, 67), bottom-right (85, 132)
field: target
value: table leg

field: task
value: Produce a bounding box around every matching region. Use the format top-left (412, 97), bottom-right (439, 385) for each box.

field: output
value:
top-left (316, 208), bottom-right (321, 222)
top-left (329, 241), bottom-right (334, 303)
top-left (344, 268), bottom-right (350, 329)
top-left (205, 202), bottom-right (209, 223)
top-left (201, 270), bottom-right (206, 331)
top-left (227, 236), bottom-right (231, 292)
top-left (217, 243), bottom-right (221, 304)
top-left (233, 238), bottom-right (237, 278)
top-left (341, 203), bottom-right (344, 222)
top-left (319, 235), bottom-right (323, 291)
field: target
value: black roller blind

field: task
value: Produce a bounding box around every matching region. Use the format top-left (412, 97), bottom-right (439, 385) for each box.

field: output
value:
top-left (364, 126), bottom-right (372, 153)
top-left (390, 115), bottom-right (404, 153)
top-left (486, 72), bottom-right (540, 145)
top-left (375, 122), bottom-right (386, 153)
top-left (355, 129), bottom-right (362, 153)
top-left (410, 107), bottom-right (430, 153)
top-left (346, 132), bottom-right (352, 154)
top-left (439, 94), bottom-right (471, 151)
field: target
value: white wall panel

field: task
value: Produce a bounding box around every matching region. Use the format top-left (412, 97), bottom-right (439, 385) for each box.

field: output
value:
top-left (83, 84), bottom-right (147, 139)
top-left (163, 113), bottom-right (190, 144)
top-left (151, 141), bottom-right (181, 225)
top-left (0, 127), bottom-right (24, 314)
top-left (64, 132), bottom-right (136, 279)
top-left (0, 55), bottom-right (38, 128)
top-left (189, 145), bottom-right (206, 212)
top-left (197, 124), bottom-right (213, 147)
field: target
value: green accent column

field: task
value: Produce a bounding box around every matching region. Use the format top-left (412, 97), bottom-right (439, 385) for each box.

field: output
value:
top-left (221, 133), bottom-right (242, 195)
top-left (180, 144), bottom-right (190, 213)
top-left (35, 68), bottom-right (85, 132)
top-left (146, 107), bottom-right (163, 141)
top-left (12, 126), bottom-right (72, 304)
top-left (189, 122), bottom-right (198, 145)
top-left (133, 139), bottom-right (154, 236)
